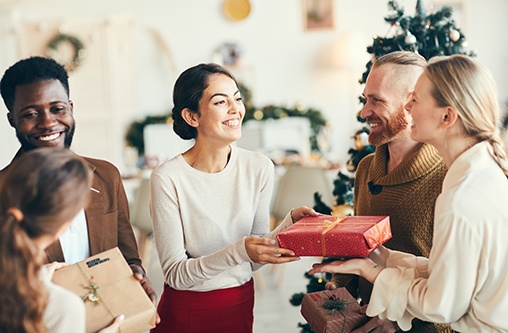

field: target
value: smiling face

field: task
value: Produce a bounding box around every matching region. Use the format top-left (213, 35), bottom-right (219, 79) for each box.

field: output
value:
top-left (405, 72), bottom-right (445, 145)
top-left (360, 63), bottom-right (413, 147)
top-left (192, 73), bottom-right (244, 144)
top-left (7, 79), bottom-right (75, 151)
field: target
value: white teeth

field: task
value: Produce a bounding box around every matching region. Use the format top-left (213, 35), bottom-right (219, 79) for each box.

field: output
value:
top-left (223, 119), bottom-right (239, 126)
top-left (38, 133), bottom-right (60, 141)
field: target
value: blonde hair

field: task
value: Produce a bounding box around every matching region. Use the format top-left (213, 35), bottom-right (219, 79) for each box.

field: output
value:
top-left (425, 54), bottom-right (508, 176)
top-left (373, 50), bottom-right (427, 68)
top-left (372, 51), bottom-right (427, 96)
top-left (0, 148), bottom-right (92, 332)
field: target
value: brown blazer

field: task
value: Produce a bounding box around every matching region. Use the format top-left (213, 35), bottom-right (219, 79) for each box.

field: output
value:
top-left (0, 150), bottom-right (142, 272)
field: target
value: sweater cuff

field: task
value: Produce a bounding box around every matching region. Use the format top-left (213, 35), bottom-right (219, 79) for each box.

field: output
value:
top-left (238, 236), bottom-right (253, 264)
top-left (265, 211), bottom-right (294, 243)
top-left (330, 273), bottom-right (359, 298)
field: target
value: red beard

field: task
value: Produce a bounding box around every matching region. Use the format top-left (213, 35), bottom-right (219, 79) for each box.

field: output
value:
top-left (368, 107), bottom-right (408, 146)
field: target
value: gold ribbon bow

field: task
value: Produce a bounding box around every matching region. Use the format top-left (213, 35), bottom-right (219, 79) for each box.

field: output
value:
top-left (297, 216), bottom-right (384, 256)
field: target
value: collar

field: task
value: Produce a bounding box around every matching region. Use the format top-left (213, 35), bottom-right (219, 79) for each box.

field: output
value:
top-left (442, 141), bottom-right (492, 192)
top-left (368, 143), bottom-right (444, 186)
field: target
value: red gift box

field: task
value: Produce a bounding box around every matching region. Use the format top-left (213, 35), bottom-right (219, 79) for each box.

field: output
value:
top-left (276, 215), bottom-right (391, 257)
top-left (301, 288), bottom-right (369, 332)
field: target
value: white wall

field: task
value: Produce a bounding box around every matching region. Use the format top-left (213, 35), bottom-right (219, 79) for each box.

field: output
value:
top-left (1, 0), bottom-right (507, 170)
top-left (0, 9), bottom-right (21, 168)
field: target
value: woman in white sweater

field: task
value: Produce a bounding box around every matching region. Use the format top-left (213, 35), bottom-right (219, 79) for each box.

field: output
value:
top-left (0, 148), bottom-right (123, 333)
top-left (150, 63), bottom-right (316, 333)
top-left (310, 55), bottom-right (508, 332)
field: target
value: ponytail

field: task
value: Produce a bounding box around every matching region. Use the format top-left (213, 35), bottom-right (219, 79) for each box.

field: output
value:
top-left (0, 213), bottom-right (47, 333)
top-left (488, 133), bottom-right (508, 177)
top-left (0, 148), bottom-right (92, 332)
top-left (425, 55), bottom-right (508, 177)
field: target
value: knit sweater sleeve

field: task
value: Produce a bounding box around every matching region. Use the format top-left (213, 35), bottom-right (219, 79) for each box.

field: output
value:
top-left (150, 149), bottom-right (275, 291)
top-left (248, 212), bottom-right (294, 272)
top-left (41, 267), bottom-right (86, 333)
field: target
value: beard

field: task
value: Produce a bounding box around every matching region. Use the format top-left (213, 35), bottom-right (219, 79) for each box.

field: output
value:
top-left (17, 120), bottom-right (76, 151)
top-left (368, 107), bottom-right (408, 147)
top-left (65, 122), bottom-right (76, 147)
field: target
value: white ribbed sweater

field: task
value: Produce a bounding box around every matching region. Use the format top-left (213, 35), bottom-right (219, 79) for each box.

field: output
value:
top-left (150, 146), bottom-right (292, 291)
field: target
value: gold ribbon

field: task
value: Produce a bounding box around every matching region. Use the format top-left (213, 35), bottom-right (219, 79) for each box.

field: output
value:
top-left (296, 217), bottom-right (384, 256)
top-left (321, 217), bottom-right (345, 256)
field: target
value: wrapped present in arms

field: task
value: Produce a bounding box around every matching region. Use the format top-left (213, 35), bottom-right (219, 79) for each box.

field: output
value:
top-left (301, 287), bottom-right (369, 332)
top-left (52, 247), bottom-right (157, 333)
top-left (277, 215), bottom-right (391, 257)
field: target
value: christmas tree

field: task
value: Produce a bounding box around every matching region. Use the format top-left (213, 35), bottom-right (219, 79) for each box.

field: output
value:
top-left (299, 1), bottom-right (475, 331)
top-left (314, 0), bottom-right (475, 215)
top-left (361, 0), bottom-right (475, 84)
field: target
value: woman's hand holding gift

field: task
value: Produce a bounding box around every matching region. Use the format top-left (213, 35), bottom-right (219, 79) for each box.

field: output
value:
top-left (309, 257), bottom-right (382, 283)
top-left (290, 206), bottom-right (319, 223)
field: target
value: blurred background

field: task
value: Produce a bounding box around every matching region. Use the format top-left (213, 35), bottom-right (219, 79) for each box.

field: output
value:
top-left (1, 0), bottom-right (506, 172)
top-left (1, 1), bottom-right (506, 331)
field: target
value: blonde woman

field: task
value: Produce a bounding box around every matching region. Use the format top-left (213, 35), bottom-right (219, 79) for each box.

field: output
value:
top-left (310, 55), bottom-right (508, 332)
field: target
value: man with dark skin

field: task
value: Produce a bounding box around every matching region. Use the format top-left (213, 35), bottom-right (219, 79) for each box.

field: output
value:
top-left (0, 56), bottom-right (159, 316)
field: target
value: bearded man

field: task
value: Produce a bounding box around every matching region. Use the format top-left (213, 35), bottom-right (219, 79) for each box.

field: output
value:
top-left (328, 51), bottom-right (450, 333)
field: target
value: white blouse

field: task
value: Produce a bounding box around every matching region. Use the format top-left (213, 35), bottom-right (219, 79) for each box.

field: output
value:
top-left (367, 141), bottom-right (508, 332)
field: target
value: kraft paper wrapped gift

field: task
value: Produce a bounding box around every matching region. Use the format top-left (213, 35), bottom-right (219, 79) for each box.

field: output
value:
top-left (276, 215), bottom-right (391, 257)
top-left (301, 287), bottom-right (369, 333)
top-left (52, 247), bottom-right (157, 333)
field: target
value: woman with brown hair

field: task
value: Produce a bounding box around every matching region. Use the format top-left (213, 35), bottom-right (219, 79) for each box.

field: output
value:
top-left (150, 63), bottom-right (317, 333)
top-left (0, 148), bottom-right (123, 332)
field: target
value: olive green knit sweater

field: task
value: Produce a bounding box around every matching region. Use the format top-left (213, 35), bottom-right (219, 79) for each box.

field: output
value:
top-left (332, 143), bottom-right (451, 333)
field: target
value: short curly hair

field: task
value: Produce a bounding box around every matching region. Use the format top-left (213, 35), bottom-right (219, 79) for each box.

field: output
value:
top-left (172, 63), bottom-right (237, 140)
top-left (0, 56), bottom-right (69, 112)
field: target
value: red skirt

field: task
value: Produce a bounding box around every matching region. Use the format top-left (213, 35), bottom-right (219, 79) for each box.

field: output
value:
top-left (151, 279), bottom-right (254, 333)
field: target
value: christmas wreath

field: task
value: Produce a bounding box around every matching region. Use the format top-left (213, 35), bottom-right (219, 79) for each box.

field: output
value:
top-left (125, 82), bottom-right (328, 156)
top-left (239, 82), bottom-right (327, 152)
top-left (47, 33), bottom-right (86, 72)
